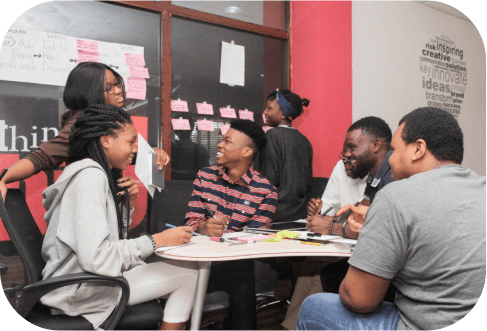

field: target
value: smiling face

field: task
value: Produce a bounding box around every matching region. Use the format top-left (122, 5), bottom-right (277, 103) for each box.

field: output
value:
top-left (103, 69), bottom-right (125, 108)
top-left (216, 128), bottom-right (253, 168)
top-left (102, 123), bottom-right (138, 171)
top-left (263, 98), bottom-right (283, 127)
top-left (341, 129), bottom-right (376, 179)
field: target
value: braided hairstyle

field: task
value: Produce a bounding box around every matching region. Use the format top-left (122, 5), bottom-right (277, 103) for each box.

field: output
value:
top-left (68, 104), bottom-right (133, 239)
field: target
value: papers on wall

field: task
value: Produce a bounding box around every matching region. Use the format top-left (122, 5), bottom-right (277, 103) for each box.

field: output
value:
top-left (220, 40), bottom-right (245, 87)
top-left (126, 77), bottom-right (147, 100)
top-left (196, 102), bottom-right (214, 115)
top-left (220, 106), bottom-right (237, 118)
top-left (134, 133), bottom-right (165, 197)
top-left (171, 118), bottom-right (191, 130)
top-left (197, 119), bottom-right (214, 131)
top-left (0, 27), bottom-right (147, 93)
top-left (171, 99), bottom-right (189, 112)
top-left (239, 109), bottom-right (254, 121)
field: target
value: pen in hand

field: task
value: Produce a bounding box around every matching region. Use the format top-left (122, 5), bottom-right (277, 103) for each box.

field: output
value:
top-left (165, 223), bottom-right (203, 236)
top-left (336, 196), bottom-right (366, 223)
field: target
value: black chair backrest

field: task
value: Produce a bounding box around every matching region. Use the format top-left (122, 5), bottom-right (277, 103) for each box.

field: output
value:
top-left (307, 177), bottom-right (329, 202)
top-left (0, 189), bottom-right (46, 285)
top-left (148, 180), bottom-right (195, 234)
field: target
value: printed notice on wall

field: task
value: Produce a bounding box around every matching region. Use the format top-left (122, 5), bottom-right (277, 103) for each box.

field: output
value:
top-left (0, 27), bottom-right (145, 88)
top-left (420, 35), bottom-right (467, 118)
top-left (220, 41), bottom-right (245, 87)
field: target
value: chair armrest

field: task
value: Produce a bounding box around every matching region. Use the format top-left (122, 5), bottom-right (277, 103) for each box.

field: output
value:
top-left (17, 272), bottom-right (130, 330)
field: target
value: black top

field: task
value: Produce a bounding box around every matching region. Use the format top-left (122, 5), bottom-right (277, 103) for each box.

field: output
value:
top-left (255, 126), bottom-right (313, 223)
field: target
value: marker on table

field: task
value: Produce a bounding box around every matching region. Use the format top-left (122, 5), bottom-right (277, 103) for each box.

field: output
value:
top-left (165, 223), bottom-right (203, 236)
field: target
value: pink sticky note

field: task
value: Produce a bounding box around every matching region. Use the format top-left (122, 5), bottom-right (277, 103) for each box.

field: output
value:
top-left (171, 100), bottom-right (189, 112)
top-left (239, 110), bottom-right (254, 121)
top-left (197, 119), bottom-right (214, 131)
top-left (125, 53), bottom-right (145, 66)
top-left (77, 51), bottom-right (99, 63)
top-left (220, 124), bottom-right (230, 135)
top-left (263, 126), bottom-right (273, 133)
top-left (196, 103), bottom-right (214, 115)
top-left (262, 114), bottom-right (267, 123)
top-left (126, 77), bottom-right (146, 100)
top-left (171, 118), bottom-right (191, 130)
top-left (76, 39), bottom-right (98, 53)
top-left (129, 66), bottom-right (150, 78)
top-left (220, 107), bottom-right (237, 118)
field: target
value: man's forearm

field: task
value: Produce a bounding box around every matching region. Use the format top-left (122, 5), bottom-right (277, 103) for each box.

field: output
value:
top-left (330, 220), bottom-right (359, 239)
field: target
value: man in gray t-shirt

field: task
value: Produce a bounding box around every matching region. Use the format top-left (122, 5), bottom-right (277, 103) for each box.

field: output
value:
top-left (297, 107), bottom-right (486, 330)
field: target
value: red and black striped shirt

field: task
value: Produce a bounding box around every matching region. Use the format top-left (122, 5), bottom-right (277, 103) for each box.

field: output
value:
top-left (185, 166), bottom-right (278, 233)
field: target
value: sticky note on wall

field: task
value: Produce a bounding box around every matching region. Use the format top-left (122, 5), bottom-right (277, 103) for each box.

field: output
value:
top-left (126, 77), bottom-right (146, 100)
top-left (171, 118), bottom-right (191, 130)
top-left (125, 53), bottom-right (145, 66)
top-left (239, 109), bottom-right (254, 121)
top-left (171, 100), bottom-right (189, 112)
top-left (220, 107), bottom-right (237, 118)
top-left (197, 119), bottom-right (214, 131)
top-left (196, 103), bottom-right (214, 115)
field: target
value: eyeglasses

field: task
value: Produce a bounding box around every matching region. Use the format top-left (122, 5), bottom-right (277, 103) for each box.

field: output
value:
top-left (338, 154), bottom-right (356, 164)
top-left (104, 80), bottom-right (123, 95)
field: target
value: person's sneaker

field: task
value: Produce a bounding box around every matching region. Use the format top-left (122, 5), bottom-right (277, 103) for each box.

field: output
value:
top-left (274, 279), bottom-right (293, 301)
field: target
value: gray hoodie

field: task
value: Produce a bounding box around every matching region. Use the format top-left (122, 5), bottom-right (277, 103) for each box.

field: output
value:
top-left (41, 159), bottom-right (153, 329)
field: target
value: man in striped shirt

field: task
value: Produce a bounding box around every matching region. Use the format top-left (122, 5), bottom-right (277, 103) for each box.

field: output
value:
top-left (184, 119), bottom-right (277, 330)
top-left (185, 120), bottom-right (277, 235)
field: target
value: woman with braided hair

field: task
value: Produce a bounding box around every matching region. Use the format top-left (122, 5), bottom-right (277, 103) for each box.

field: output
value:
top-left (40, 104), bottom-right (198, 330)
top-left (1, 61), bottom-right (169, 202)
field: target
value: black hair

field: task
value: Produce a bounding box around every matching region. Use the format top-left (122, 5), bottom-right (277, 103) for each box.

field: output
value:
top-left (63, 62), bottom-right (125, 111)
top-left (230, 119), bottom-right (267, 154)
top-left (267, 89), bottom-right (310, 120)
top-left (399, 107), bottom-right (464, 164)
top-left (348, 116), bottom-right (392, 144)
top-left (68, 104), bottom-right (133, 239)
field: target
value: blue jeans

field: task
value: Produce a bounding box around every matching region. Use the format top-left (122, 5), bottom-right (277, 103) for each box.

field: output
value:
top-left (296, 293), bottom-right (400, 330)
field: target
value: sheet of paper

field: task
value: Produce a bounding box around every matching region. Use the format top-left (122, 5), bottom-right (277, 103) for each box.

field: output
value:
top-left (129, 66), bottom-right (150, 78)
top-left (220, 107), bottom-right (237, 118)
top-left (125, 53), bottom-right (145, 66)
top-left (171, 118), bottom-right (191, 130)
top-left (76, 39), bottom-right (98, 53)
top-left (0, 28), bottom-right (144, 87)
top-left (134, 133), bottom-right (156, 197)
top-left (155, 240), bottom-right (196, 252)
top-left (78, 51), bottom-right (99, 63)
top-left (196, 103), bottom-right (214, 115)
top-left (171, 100), bottom-right (189, 112)
top-left (239, 110), bottom-right (254, 121)
top-left (220, 41), bottom-right (245, 86)
top-left (220, 124), bottom-right (230, 135)
top-left (126, 77), bottom-right (146, 100)
top-left (197, 119), bottom-right (214, 131)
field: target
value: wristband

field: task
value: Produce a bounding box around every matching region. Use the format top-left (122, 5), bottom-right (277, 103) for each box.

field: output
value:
top-left (145, 234), bottom-right (157, 252)
top-left (342, 222), bottom-right (348, 239)
top-left (329, 219), bottom-right (336, 235)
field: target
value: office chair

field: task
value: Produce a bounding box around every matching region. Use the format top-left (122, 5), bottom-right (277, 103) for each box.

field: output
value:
top-left (0, 189), bottom-right (164, 330)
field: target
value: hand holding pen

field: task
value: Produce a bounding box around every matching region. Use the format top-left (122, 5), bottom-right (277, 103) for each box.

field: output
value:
top-left (307, 197), bottom-right (323, 216)
top-left (198, 200), bottom-right (228, 237)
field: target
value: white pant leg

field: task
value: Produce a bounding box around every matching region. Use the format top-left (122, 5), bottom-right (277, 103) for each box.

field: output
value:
top-left (123, 259), bottom-right (199, 323)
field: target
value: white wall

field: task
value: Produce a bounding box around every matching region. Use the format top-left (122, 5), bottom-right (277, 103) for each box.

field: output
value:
top-left (352, 1), bottom-right (486, 175)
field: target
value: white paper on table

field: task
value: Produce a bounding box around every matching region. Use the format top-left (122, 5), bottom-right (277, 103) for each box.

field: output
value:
top-left (220, 41), bottom-right (245, 87)
top-left (134, 133), bottom-right (159, 197)
top-left (155, 239), bottom-right (196, 252)
top-left (222, 232), bottom-right (256, 239)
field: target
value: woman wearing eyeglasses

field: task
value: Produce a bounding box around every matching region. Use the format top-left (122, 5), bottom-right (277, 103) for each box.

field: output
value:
top-left (0, 62), bottom-right (169, 201)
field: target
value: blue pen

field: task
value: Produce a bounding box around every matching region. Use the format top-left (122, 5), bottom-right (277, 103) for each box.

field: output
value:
top-left (165, 223), bottom-right (203, 236)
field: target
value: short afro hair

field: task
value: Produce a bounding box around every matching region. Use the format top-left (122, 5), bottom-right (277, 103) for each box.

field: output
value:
top-left (399, 107), bottom-right (463, 164)
top-left (230, 119), bottom-right (267, 153)
top-left (348, 116), bottom-right (392, 143)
